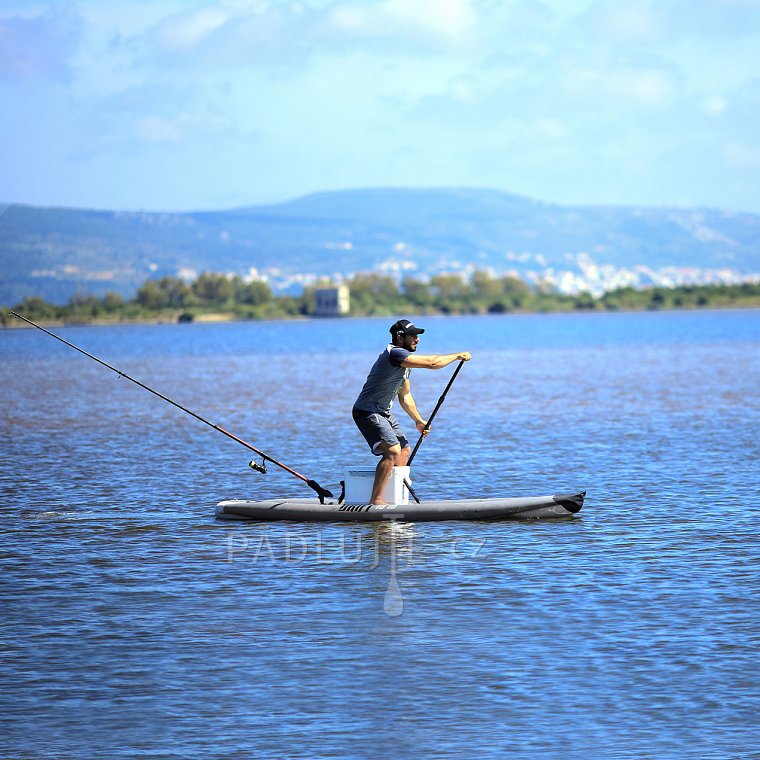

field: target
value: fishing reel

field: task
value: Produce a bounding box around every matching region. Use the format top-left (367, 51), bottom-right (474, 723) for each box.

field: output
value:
top-left (248, 459), bottom-right (267, 474)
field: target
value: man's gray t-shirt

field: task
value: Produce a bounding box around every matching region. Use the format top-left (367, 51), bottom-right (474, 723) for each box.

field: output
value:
top-left (353, 344), bottom-right (411, 415)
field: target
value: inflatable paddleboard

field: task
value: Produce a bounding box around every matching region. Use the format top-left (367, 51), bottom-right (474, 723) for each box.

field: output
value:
top-left (215, 491), bottom-right (585, 522)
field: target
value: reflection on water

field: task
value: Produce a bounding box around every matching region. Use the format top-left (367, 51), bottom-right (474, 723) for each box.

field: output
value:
top-left (1, 311), bottom-right (759, 758)
top-left (225, 520), bottom-right (420, 618)
top-left (376, 521), bottom-right (416, 617)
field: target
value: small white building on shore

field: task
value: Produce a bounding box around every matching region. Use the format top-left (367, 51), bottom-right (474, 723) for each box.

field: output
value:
top-left (313, 285), bottom-right (350, 317)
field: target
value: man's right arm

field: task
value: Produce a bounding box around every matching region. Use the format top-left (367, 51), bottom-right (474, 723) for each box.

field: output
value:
top-left (401, 352), bottom-right (471, 369)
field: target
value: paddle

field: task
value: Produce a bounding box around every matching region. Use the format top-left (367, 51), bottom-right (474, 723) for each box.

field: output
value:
top-left (9, 311), bottom-right (333, 501)
top-left (403, 359), bottom-right (466, 502)
top-left (408, 359), bottom-right (465, 466)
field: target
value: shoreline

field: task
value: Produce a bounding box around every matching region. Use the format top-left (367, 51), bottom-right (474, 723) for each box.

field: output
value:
top-left (3, 302), bottom-right (759, 329)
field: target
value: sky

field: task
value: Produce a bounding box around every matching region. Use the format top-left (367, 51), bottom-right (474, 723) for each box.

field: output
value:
top-left (1, 0), bottom-right (759, 213)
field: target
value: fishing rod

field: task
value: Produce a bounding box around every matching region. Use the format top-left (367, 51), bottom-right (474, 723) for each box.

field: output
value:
top-left (408, 359), bottom-right (466, 467)
top-left (9, 311), bottom-right (333, 502)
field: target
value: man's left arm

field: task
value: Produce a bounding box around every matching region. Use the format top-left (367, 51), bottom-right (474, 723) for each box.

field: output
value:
top-left (397, 380), bottom-right (428, 436)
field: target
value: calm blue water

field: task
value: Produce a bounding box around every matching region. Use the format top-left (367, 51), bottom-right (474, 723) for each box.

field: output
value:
top-left (1, 310), bottom-right (759, 758)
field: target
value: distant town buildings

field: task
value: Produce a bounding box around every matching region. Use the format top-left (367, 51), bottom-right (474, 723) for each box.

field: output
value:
top-left (313, 285), bottom-right (350, 317)
top-left (527, 252), bottom-right (759, 297)
top-left (239, 248), bottom-right (757, 302)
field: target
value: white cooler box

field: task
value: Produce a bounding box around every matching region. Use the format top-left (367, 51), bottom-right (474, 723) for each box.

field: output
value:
top-left (344, 466), bottom-right (411, 504)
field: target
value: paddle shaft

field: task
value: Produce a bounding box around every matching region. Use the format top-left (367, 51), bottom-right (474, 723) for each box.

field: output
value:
top-left (407, 359), bottom-right (465, 467)
top-left (9, 311), bottom-right (332, 498)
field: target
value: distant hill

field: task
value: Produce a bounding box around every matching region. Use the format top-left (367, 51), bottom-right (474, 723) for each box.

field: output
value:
top-left (1, 188), bottom-right (758, 304)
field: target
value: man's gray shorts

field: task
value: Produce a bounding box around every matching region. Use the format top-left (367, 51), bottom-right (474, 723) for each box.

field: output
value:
top-left (352, 409), bottom-right (410, 455)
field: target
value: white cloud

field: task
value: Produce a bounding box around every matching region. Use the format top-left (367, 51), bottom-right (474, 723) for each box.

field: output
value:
top-left (612, 69), bottom-right (675, 106)
top-left (135, 114), bottom-right (183, 142)
top-left (658, 0), bottom-right (760, 39)
top-left (561, 67), bottom-right (676, 107)
top-left (701, 95), bottom-right (728, 116)
top-left (2, 0), bottom-right (760, 212)
top-left (154, 7), bottom-right (231, 51)
top-left (331, 0), bottom-right (477, 42)
top-left (724, 141), bottom-right (760, 170)
top-left (534, 117), bottom-right (567, 140)
top-left (0, 5), bottom-right (81, 80)
top-left (121, 0), bottom-right (480, 72)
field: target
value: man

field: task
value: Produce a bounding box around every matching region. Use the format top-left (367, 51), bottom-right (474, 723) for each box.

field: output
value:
top-left (352, 318), bottom-right (471, 505)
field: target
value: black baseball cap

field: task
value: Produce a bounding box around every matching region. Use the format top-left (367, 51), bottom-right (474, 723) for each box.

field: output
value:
top-left (390, 318), bottom-right (425, 337)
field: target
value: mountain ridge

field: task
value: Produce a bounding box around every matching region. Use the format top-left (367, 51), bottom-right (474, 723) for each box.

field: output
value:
top-left (2, 188), bottom-right (758, 305)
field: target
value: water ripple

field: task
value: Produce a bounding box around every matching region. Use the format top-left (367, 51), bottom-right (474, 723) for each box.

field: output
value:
top-left (1, 312), bottom-right (759, 758)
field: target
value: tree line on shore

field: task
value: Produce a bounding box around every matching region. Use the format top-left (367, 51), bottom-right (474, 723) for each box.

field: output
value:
top-left (2, 270), bottom-right (759, 326)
